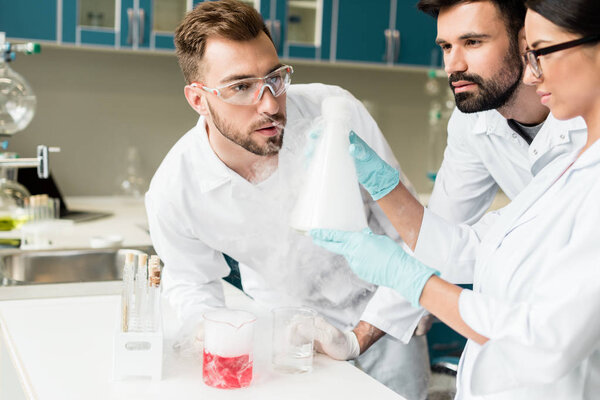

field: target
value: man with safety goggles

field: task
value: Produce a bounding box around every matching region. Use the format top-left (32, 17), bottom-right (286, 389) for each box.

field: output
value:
top-left (145, 0), bottom-right (430, 398)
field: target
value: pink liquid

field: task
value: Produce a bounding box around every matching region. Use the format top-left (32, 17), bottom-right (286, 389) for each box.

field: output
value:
top-left (202, 350), bottom-right (253, 389)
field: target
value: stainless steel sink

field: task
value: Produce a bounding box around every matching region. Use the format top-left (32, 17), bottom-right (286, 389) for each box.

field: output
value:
top-left (0, 247), bottom-right (155, 285)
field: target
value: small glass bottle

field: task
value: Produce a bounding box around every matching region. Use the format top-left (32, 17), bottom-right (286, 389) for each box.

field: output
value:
top-left (116, 146), bottom-right (147, 198)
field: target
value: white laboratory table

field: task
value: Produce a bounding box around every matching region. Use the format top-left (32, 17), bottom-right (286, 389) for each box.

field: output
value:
top-left (0, 282), bottom-right (405, 400)
top-left (0, 196), bottom-right (405, 399)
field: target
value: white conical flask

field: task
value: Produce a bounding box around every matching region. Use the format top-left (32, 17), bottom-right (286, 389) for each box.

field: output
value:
top-left (290, 96), bottom-right (368, 232)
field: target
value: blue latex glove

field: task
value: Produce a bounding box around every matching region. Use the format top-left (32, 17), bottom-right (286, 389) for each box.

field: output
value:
top-left (310, 228), bottom-right (440, 307)
top-left (349, 131), bottom-right (400, 200)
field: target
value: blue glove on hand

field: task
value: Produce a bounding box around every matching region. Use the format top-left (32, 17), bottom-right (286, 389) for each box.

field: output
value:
top-left (349, 131), bottom-right (400, 200)
top-left (310, 228), bottom-right (439, 307)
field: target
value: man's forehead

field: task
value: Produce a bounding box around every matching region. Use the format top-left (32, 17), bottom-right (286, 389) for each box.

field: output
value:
top-left (437, 1), bottom-right (504, 40)
top-left (202, 33), bottom-right (279, 83)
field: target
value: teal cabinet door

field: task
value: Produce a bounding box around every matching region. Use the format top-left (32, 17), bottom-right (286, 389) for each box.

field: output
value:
top-left (62, 0), bottom-right (118, 47)
top-left (334, 0), bottom-right (391, 63)
top-left (0, 0), bottom-right (57, 41)
top-left (150, 0), bottom-right (189, 50)
top-left (285, 0), bottom-right (330, 60)
top-left (119, 0), bottom-right (151, 49)
top-left (395, 1), bottom-right (441, 66)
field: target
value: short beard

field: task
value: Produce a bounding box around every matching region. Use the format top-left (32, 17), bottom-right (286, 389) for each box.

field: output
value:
top-left (207, 101), bottom-right (286, 156)
top-left (449, 38), bottom-right (524, 113)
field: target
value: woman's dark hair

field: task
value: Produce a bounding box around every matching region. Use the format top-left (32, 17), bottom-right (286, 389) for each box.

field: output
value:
top-left (417, 0), bottom-right (526, 42)
top-left (525, 0), bottom-right (600, 37)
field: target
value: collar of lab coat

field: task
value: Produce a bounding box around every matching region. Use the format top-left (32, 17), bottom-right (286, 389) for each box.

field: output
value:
top-left (471, 110), bottom-right (587, 175)
top-left (193, 116), bottom-right (233, 193)
top-left (470, 109), bottom-right (500, 137)
top-left (528, 115), bottom-right (587, 175)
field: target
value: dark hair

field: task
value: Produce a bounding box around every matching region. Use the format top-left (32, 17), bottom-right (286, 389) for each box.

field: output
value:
top-left (417, 0), bottom-right (527, 42)
top-left (525, 0), bottom-right (600, 37)
top-left (174, 0), bottom-right (273, 84)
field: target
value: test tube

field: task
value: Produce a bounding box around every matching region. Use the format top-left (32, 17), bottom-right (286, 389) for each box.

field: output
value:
top-left (132, 253), bottom-right (148, 332)
top-left (121, 253), bottom-right (136, 332)
top-left (145, 256), bottom-right (161, 332)
top-left (51, 197), bottom-right (60, 219)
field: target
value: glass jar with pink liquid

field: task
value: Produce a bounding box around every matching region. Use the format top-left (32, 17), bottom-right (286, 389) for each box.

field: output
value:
top-left (202, 309), bottom-right (257, 389)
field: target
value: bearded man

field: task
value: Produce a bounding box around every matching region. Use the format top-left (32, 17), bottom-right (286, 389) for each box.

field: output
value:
top-left (145, 1), bottom-right (431, 399)
top-left (329, 0), bottom-right (587, 337)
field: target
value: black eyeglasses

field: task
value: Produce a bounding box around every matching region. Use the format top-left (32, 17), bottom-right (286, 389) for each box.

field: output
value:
top-left (523, 35), bottom-right (600, 78)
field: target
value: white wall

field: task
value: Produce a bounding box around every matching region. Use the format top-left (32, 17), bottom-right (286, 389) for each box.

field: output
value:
top-left (8, 45), bottom-right (447, 196)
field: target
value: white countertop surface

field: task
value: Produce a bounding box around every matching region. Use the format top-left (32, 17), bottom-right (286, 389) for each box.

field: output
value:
top-left (0, 196), bottom-right (405, 399)
top-left (0, 282), bottom-right (405, 400)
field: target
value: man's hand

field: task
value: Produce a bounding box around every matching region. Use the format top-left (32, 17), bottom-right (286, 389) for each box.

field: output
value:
top-left (414, 314), bottom-right (435, 336)
top-left (313, 316), bottom-right (361, 360)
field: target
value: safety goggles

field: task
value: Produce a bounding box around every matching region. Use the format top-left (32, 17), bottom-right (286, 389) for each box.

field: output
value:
top-left (523, 35), bottom-right (600, 78)
top-left (190, 65), bottom-right (294, 105)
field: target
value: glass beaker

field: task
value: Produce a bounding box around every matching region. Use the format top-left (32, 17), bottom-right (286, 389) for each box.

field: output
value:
top-left (202, 309), bottom-right (257, 389)
top-left (272, 306), bottom-right (316, 374)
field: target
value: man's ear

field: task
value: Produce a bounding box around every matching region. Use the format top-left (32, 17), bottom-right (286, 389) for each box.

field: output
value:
top-left (184, 85), bottom-right (209, 117)
top-left (518, 27), bottom-right (527, 53)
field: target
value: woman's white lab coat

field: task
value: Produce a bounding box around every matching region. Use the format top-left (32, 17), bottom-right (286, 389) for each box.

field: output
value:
top-left (453, 139), bottom-right (600, 399)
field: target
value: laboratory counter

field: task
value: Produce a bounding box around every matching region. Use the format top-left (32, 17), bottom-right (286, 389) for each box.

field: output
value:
top-left (0, 196), bottom-right (406, 399)
top-left (0, 196), bottom-right (151, 301)
top-left (0, 281), bottom-right (406, 400)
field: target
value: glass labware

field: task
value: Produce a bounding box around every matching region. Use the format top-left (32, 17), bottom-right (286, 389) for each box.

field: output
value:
top-left (0, 155), bottom-right (30, 230)
top-left (0, 61), bottom-right (37, 136)
top-left (272, 306), bottom-right (316, 374)
top-left (202, 309), bottom-right (257, 389)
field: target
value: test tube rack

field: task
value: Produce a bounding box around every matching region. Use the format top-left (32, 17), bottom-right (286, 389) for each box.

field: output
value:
top-left (112, 308), bottom-right (163, 381)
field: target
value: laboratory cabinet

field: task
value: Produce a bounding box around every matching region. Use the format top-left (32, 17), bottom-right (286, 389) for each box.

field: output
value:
top-left (0, 0), bottom-right (58, 42)
top-left (256, 0), bottom-right (332, 60)
top-left (334, 0), bottom-right (441, 66)
top-left (0, 0), bottom-right (193, 51)
top-left (1, 0), bottom-right (439, 66)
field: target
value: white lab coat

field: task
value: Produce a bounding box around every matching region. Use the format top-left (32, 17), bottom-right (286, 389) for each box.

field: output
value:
top-left (146, 83), bottom-right (429, 399)
top-left (418, 108), bottom-right (588, 283)
top-left (429, 108), bottom-right (587, 224)
top-left (420, 136), bottom-right (600, 398)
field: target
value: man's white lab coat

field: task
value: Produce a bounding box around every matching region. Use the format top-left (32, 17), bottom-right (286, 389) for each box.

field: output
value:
top-left (429, 108), bottom-right (587, 224)
top-left (418, 108), bottom-right (588, 282)
top-left (146, 83), bottom-right (429, 399)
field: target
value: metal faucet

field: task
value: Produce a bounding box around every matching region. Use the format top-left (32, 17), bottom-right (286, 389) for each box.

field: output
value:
top-left (0, 145), bottom-right (60, 178)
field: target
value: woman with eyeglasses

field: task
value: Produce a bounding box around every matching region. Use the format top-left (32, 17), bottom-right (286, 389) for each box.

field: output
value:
top-left (311, 0), bottom-right (600, 398)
